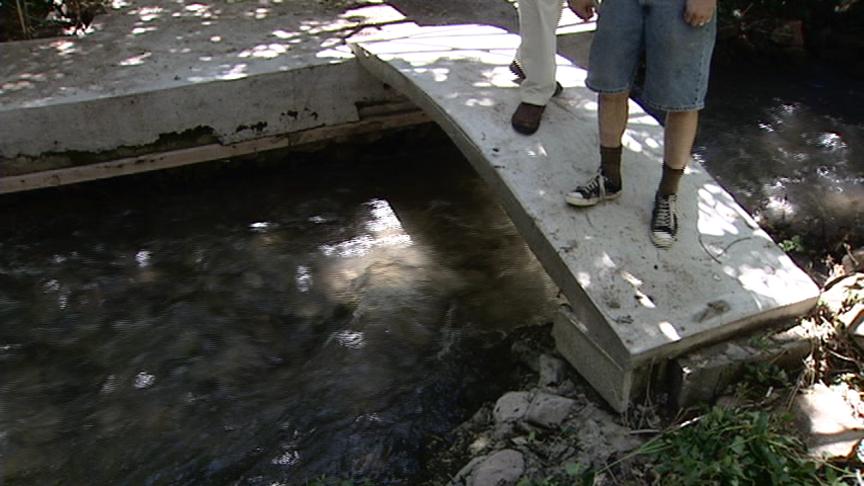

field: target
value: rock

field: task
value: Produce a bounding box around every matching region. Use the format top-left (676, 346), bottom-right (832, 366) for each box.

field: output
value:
top-left (468, 449), bottom-right (524, 486)
top-left (538, 354), bottom-right (567, 387)
top-left (842, 248), bottom-right (864, 275)
top-left (493, 392), bottom-right (531, 424)
top-left (572, 403), bottom-right (642, 467)
top-left (793, 383), bottom-right (864, 459)
top-left (525, 392), bottom-right (574, 429)
top-left (820, 274), bottom-right (863, 315)
top-left (452, 455), bottom-right (487, 485)
top-left (840, 303), bottom-right (864, 351)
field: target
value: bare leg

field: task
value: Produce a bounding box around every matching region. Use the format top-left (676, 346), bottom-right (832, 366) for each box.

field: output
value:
top-left (663, 110), bottom-right (699, 170)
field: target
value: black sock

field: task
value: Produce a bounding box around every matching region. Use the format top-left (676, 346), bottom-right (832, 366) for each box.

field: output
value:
top-left (599, 145), bottom-right (622, 189)
top-left (658, 164), bottom-right (685, 196)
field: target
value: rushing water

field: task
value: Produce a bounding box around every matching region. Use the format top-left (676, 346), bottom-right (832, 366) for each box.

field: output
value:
top-left (696, 60), bottom-right (864, 270)
top-left (0, 135), bottom-right (556, 485)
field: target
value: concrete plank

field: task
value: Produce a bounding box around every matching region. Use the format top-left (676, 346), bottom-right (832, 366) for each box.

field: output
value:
top-left (0, 2), bottom-right (411, 160)
top-left (351, 24), bottom-right (820, 375)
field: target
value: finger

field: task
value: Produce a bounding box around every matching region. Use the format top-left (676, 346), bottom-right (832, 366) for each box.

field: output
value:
top-left (683, 9), bottom-right (695, 25)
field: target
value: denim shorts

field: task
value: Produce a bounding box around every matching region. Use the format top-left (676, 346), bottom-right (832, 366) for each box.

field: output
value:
top-left (586, 0), bottom-right (716, 112)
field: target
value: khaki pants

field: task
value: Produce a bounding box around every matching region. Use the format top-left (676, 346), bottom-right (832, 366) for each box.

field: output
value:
top-left (517, 0), bottom-right (563, 105)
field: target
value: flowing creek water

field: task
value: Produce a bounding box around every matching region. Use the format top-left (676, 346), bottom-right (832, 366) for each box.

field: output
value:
top-left (697, 60), bottom-right (863, 274)
top-left (0, 60), bottom-right (861, 485)
top-left (0, 135), bottom-right (556, 484)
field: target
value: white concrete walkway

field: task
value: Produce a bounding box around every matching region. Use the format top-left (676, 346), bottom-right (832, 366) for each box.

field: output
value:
top-left (0, 1), bottom-right (421, 189)
top-left (351, 24), bottom-right (820, 411)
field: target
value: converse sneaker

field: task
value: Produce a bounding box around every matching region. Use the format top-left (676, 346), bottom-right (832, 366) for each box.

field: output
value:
top-left (565, 171), bottom-right (622, 207)
top-left (650, 193), bottom-right (678, 248)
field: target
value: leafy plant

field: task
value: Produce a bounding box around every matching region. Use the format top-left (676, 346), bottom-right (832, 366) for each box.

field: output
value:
top-left (780, 235), bottom-right (806, 253)
top-left (637, 407), bottom-right (841, 485)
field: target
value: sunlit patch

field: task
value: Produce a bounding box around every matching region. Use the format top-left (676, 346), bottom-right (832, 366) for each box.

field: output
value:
top-left (620, 271), bottom-right (642, 287)
top-left (320, 235), bottom-right (375, 257)
top-left (758, 122), bottom-right (774, 132)
top-left (238, 43), bottom-right (289, 59)
top-left (184, 3), bottom-right (209, 13)
top-left (134, 371), bottom-right (156, 389)
top-left (221, 63), bottom-right (248, 80)
top-left (135, 250), bottom-right (151, 267)
top-left (296, 266), bottom-right (312, 292)
top-left (816, 132), bottom-right (846, 151)
top-left (526, 145), bottom-right (548, 157)
top-left (131, 26), bottom-right (157, 35)
top-left (658, 321), bottom-right (681, 341)
top-left (365, 199), bottom-right (401, 232)
top-left (465, 97), bottom-right (495, 107)
top-left (272, 29), bottom-right (298, 40)
top-left (621, 132), bottom-right (643, 153)
top-left (135, 6), bottom-right (163, 21)
top-left (111, 0), bottom-right (129, 8)
top-left (577, 272), bottom-right (591, 287)
top-left (764, 195), bottom-right (796, 219)
top-left (249, 221), bottom-right (271, 232)
top-left (246, 7), bottom-right (269, 19)
top-left (271, 450), bottom-right (300, 466)
top-left (697, 185), bottom-right (742, 237)
top-left (1, 80), bottom-right (33, 92)
top-left (119, 52), bottom-right (152, 66)
top-left (50, 40), bottom-right (78, 56)
top-left (308, 216), bottom-right (328, 224)
top-left (600, 253), bottom-right (616, 269)
top-left (332, 330), bottom-right (366, 349)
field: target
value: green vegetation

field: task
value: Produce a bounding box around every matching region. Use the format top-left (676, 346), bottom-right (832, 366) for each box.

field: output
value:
top-left (780, 235), bottom-right (806, 253)
top-left (637, 407), bottom-right (831, 485)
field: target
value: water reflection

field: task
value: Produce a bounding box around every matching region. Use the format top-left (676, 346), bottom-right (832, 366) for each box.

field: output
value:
top-left (698, 61), bottom-right (863, 264)
top-left (0, 140), bottom-right (556, 484)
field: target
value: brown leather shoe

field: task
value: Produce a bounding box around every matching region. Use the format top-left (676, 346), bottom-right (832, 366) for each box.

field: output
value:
top-left (511, 102), bottom-right (546, 135)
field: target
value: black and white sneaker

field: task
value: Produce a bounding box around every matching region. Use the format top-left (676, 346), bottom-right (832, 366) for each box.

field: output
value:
top-left (650, 193), bottom-right (678, 248)
top-left (565, 171), bottom-right (622, 207)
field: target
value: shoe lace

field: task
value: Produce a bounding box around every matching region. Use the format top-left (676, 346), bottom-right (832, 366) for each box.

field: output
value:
top-left (580, 172), bottom-right (605, 197)
top-left (654, 195), bottom-right (675, 229)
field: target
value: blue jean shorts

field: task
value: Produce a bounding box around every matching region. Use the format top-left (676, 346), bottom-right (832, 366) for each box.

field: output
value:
top-left (586, 0), bottom-right (716, 112)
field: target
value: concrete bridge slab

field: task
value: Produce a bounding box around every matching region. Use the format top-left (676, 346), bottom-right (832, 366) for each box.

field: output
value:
top-left (351, 24), bottom-right (820, 411)
top-left (0, 1), bottom-right (423, 187)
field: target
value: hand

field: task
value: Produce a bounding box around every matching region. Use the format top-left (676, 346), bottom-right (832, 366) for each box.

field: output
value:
top-left (684, 0), bottom-right (716, 27)
top-left (568, 0), bottom-right (596, 21)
